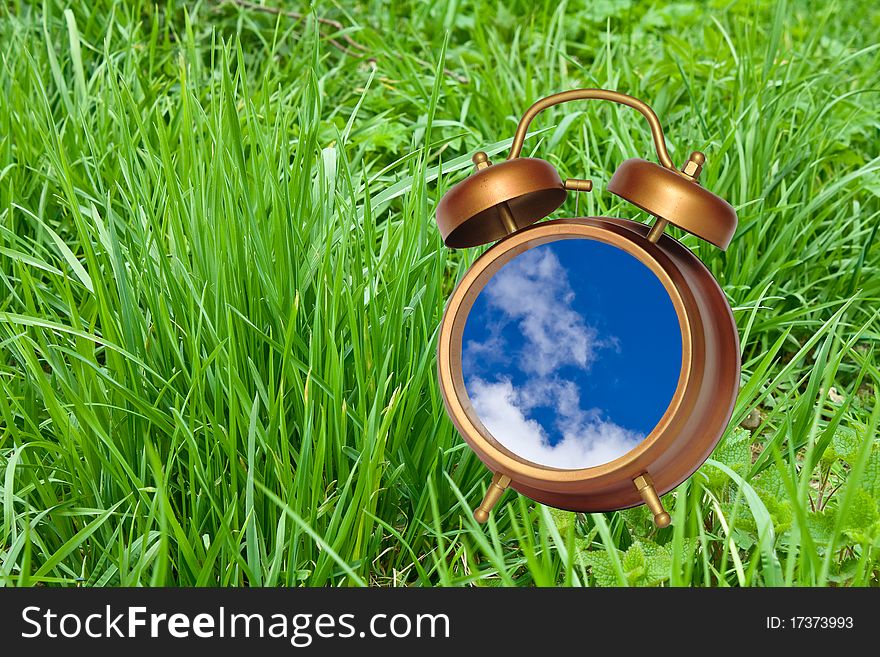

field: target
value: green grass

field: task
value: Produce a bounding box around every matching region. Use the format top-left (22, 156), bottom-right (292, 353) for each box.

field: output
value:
top-left (0, 0), bottom-right (878, 586)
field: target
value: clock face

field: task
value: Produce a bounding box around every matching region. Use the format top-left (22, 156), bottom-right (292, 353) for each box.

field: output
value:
top-left (461, 238), bottom-right (683, 470)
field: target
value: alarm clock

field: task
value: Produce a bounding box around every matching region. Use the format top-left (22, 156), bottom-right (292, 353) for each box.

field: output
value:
top-left (435, 89), bottom-right (739, 527)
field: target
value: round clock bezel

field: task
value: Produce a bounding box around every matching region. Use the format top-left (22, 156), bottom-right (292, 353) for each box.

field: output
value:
top-left (437, 217), bottom-right (740, 511)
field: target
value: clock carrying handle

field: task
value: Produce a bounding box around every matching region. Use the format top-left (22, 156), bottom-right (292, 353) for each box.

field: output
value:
top-left (506, 88), bottom-right (678, 172)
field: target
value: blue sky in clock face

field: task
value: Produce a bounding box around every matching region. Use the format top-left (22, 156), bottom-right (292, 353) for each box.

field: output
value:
top-left (462, 238), bottom-right (682, 470)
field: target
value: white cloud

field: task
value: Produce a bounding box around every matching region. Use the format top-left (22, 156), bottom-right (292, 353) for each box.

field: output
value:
top-left (462, 330), bottom-right (508, 374)
top-left (479, 247), bottom-right (598, 376)
top-left (468, 377), bottom-right (644, 469)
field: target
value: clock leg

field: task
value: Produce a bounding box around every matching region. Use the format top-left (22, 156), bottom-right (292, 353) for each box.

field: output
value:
top-left (633, 473), bottom-right (672, 528)
top-left (471, 152), bottom-right (519, 235)
top-left (473, 472), bottom-right (511, 523)
top-left (496, 200), bottom-right (519, 234)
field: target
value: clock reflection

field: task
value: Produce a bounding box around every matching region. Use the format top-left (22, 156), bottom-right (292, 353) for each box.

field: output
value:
top-left (462, 238), bottom-right (682, 470)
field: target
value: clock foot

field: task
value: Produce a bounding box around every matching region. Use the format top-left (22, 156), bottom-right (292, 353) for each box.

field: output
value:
top-left (634, 473), bottom-right (671, 527)
top-left (473, 472), bottom-right (511, 523)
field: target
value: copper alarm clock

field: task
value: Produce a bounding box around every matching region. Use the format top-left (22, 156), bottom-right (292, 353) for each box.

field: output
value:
top-left (435, 89), bottom-right (739, 528)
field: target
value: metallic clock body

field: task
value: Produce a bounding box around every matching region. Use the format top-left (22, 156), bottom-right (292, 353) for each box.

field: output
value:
top-left (437, 218), bottom-right (739, 514)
